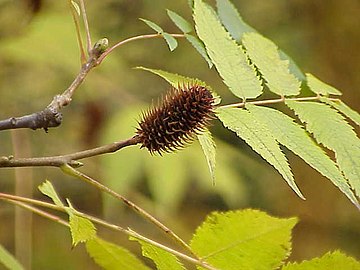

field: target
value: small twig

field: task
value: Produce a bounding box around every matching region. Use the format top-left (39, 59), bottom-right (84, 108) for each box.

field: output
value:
top-left (1, 196), bottom-right (217, 270)
top-left (0, 136), bottom-right (140, 168)
top-left (219, 96), bottom-right (341, 109)
top-left (79, 0), bottom-right (92, 54)
top-left (97, 33), bottom-right (185, 65)
top-left (61, 165), bottom-right (198, 258)
top-left (68, 0), bottom-right (86, 63)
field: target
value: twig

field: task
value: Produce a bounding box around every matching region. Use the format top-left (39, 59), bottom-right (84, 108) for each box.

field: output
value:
top-left (68, 0), bottom-right (86, 63)
top-left (79, 0), bottom-right (92, 54)
top-left (1, 196), bottom-right (218, 270)
top-left (61, 165), bottom-right (198, 258)
top-left (97, 33), bottom-right (185, 65)
top-left (0, 136), bottom-right (140, 168)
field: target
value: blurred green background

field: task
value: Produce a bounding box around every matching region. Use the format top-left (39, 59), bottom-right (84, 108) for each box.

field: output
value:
top-left (0, 0), bottom-right (359, 269)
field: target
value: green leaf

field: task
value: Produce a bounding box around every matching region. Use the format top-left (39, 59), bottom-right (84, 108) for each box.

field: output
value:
top-left (282, 251), bottom-right (360, 270)
top-left (193, 0), bottom-right (263, 99)
top-left (140, 18), bottom-right (163, 33)
top-left (216, 107), bottom-right (304, 199)
top-left (38, 180), bottom-right (64, 207)
top-left (306, 73), bottom-right (342, 96)
top-left (68, 209), bottom-right (96, 247)
top-left (242, 32), bottom-right (301, 96)
top-left (198, 129), bottom-right (216, 184)
top-left (167, 10), bottom-right (192, 33)
top-left (286, 101), bottom-right (360, 198)
top-left (216, 0), bottom-right (305, 81)
top-left (70, 0), bottom-right (81, 16)
top-left (135, 66), bottom-right (221, 104)
top-left (321, 97), bottom-right (360, 127)
top-left (0, 245), bottom-right (24, 270)
top-left (86, 237), bottom-right (150, 270)
top-left (162, 32), bottom-right (178, 51)
top-left (216, 0), bottom-right (255, 41)
top-left (247, 104), bottom-right (359, 208)
top-left (130, 238), bottom-right (185, 270)
top-left (145, 152), bottom-right (190, 211)
top-left (190, 209), bottom-right (297, 270)
top-left (184, 34), bottom-right (213, 68)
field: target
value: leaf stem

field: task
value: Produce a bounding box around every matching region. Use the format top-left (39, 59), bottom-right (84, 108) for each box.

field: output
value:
top-left (79, 0), bottom-right (92, 54)
top-left (219, 96), bottom-right (340, 109)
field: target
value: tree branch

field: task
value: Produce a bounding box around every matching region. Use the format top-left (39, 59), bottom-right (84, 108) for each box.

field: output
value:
top-left (0, 136), bottom-right (141, 168)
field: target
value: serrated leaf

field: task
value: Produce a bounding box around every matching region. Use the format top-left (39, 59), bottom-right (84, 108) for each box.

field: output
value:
top-left (135, 66), bottom-right (221, 104)
top-left (216, 0), bottom-right (255, 41)
top-left (86, 237), bottom-right (150, 270)
top-left (242, 32), bottom-right (301, 96)
top-left (306, 73), bottom-right (342, 96)
top-left (286, 101), bottom-right (360, 198)
top-left (193, 0), bottom-right (262, 99)
top-left (216, 107), bottom-right (304, 199)
top-left (185, 34), bottom-right (213, 68)
top-left (162, 32), bottom-right (178, 51)
top-left (130, 237), bottom-right (185, 270)
top-left (70, 0), bottom-right (81, 16)
top-left (321, 97), bottom-right (360, 127)
top-left (190, 209), bottom-right (297, 270)
top-left (38, 180), bottom-right (64, 207)
top-left (68, 211), bottom-right (96, 247)
top-left (140, 18), bottom-right (163, 33)
top-left (247, 104), bottom-right (359, 208)
top-left (0, 244), bottom-right (24, 270)
top-left (198, 129), bottom-right (216, 184)
top-left (167, 10), bottom-right (192, 33)
top-left (216, 0), bottom-right (305, 81)
top-left (282, 251), bottom-right (360, 270)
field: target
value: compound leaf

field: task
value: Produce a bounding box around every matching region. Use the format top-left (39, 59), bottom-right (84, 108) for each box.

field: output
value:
top-left (190, 209), bottom-right (297, 270)
top-left (216, 107), bottom-right (304, 199)
top-left (198, 129), bottom-right (217, 184)
top-left (306, 73), bottom-right (342, 96)
top-left (247, 104), bottom-right (359, 208)
top-left (287, 101), bottom-right (360, 198)
top-left (193, 0), bottom-right (262, 99)
top-left (184, 34), bottom-right (213, 67)
top-left (167, 9), bottom-right (192, 33)
top-left (321, 97), bottom-right (360, 127)
top-left (242, 32), bottom-right (301, 96)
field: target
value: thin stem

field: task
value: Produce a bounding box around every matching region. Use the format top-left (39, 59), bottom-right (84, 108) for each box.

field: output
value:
top-left (68, 0), bottom-right (86, 64)
top-left (1, 197), bottom-right (217, 270)
top-left (97, 33), bottom-right (185, 64)
top-left (219, 96), bottom-right (341, 109)
top-left (79, 0), bottom-right (92, 54)
top-left (61, 165), bottom-right (198, 258)
top-left (0, 136), bottom-right (140, 168)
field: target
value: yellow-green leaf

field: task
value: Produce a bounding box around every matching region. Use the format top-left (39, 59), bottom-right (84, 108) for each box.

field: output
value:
top-left (68, 212), bottom-right (96, 247)
top-left (193, 0), bottom-right (262, 99)
top-left (216, 107), bottom-right (304, 199)
top-left (321, 97), bottom-right (360, 127)
top-left (306, 73), bottom-right (342, 96)
top-left (190, 209), bottom-right (297, 270)
top-left (242, 32), bottom-right (301, 96)
top-left (38, 180), bottom-right (64, 207)
top-left (198, 129), bottom-right (216, 184)
top-left (0, 244), bottom-right (24, 270)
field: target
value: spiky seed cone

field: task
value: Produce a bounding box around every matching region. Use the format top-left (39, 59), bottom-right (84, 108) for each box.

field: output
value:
top-left (136, 85), bottom-right (214, 154)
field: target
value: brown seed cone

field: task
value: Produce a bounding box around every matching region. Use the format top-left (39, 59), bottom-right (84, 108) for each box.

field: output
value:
top-left (136, 85), bottom-right (214, 154)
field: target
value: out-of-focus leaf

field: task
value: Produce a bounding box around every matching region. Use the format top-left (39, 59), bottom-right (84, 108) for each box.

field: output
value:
top-left (193, 0), bottom-right (263, 99)
top-left (38, 180), bottom-right (64, 207)
top-left (167, 9), bottom-right (192, 33)
top-left (162, 32), bottom-right (178, 51)
top-left (70, 0), bottom-right (81, 16)
top-left (282, 251), bottom-right (360, 270)
top-left (0, 245), bottom-right (24, 270)
top-left (86, 237), bottom-right (150, 270)
top-left (242, 32), bottom-right (301, 96)
top-left (190, 209), bottom-right (297, 270)
top-left (198, 129), bottom-right (216, 184)
top-left (140, 18), bottom-right (163, 33)
top-left (184, 34), bottom-right (213, 67)
top-left (130, 237), bottom-right (185, 270)
top-left (306, 73), bottom-right (342, 96)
